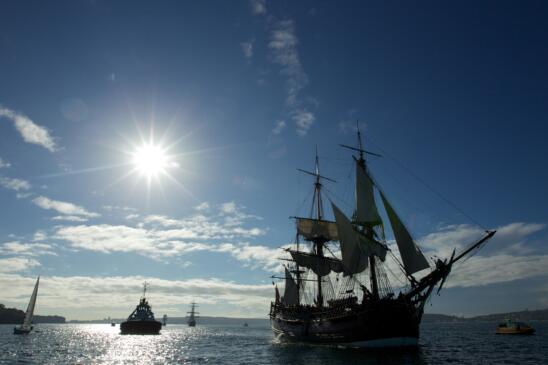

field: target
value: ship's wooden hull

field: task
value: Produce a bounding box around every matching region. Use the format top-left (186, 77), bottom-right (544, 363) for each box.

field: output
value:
top-left (120, 320), bottom-right (161, 335)
top-left (270, 298), bottom-right (422, 347)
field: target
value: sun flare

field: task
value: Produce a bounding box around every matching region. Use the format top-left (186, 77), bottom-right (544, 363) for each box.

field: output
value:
top-left (132, 144), bottom-right (169, 177)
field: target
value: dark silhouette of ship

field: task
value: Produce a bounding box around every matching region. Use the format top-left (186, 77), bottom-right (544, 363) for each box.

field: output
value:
top-left (270, 127), bottom-right (496, 347)
top-left (120, 282), bottom-right (162, 335)
top-left (187, 302), bottom-right (198, 327)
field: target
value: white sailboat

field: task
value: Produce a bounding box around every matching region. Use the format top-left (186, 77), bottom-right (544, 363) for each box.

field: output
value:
top-left (14, 276), bottom-right (40, 335)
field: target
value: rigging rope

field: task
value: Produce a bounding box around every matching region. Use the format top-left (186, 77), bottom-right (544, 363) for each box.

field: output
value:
top-left (368, 140), bottom-right (489, 231)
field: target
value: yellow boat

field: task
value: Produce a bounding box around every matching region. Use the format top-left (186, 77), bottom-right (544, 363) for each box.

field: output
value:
top-left (496, 319), bottom-right (535, 335)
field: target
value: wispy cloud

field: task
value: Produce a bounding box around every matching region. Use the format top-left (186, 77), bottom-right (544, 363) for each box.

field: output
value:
top-left (0, 176), bottom-right (31, 191)
top-left (1, 241), bottom-right (56, 257)
top-left (194, 202), bottom-right (210, 211)
top-left (51, 215), bottom-right (89, 222)
top-left (293, 109), bottom-right (315, 137)
top-left (249, 0), bottom-right (266, 15)
top-left (240, 41), bottom-right (254, 59)
top-left (271, 120), bottom-right (286, 135)
top-left (0, 257), bottom-right (41, 273)
top-left (0, 105), bottom-right (57, 152)
top-left (268, 19), bottom-right (316, 135)
top-left (0, 157), bottom-right (10, 168)
top-left (32, 196), bottom-right (100, 218)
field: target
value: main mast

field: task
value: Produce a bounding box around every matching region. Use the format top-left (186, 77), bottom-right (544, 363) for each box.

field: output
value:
top-left (311, 150), bottom-right (324, 307)
top-left (354, 129), bottom-right (380, 300)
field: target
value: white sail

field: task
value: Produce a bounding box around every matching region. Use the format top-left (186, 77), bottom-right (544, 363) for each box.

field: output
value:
top-left (21, 276), bottom-right (39, 330)
top-left (355, 163), bottom-right (382, 225)
top-left (331, 203), bottom-right (369, 274)
top-left (282, 267), bottom-right (299, 306)
top-left (296, 217), bottom-right (339, 241)
top-left (380, 192), bottom-right (430, 274)
top-left (289, 250), bottom-right (344, 276)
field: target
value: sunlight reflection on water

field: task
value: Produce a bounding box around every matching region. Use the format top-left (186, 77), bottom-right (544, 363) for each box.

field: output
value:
top-left (1, 322), bottom-right (547, 364)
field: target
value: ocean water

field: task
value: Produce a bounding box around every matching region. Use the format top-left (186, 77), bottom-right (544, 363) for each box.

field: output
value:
top-left (1, 321), bottom-right (546, 364)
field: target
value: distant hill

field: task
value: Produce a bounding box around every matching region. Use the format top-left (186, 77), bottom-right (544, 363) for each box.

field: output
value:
top-left (63, 309), bottom-right (548, 325)
top-left (0, 303), bottom-right (65, 324)
top-left (466, 308), bottom-right (548, 322)
top-left (69, 316), bottom-right (270, 327)
top-left (422, 313), bottom-right (462, 322)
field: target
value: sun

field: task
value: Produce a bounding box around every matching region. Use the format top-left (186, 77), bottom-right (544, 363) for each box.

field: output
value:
top-left (132, 143), bottom-right (170, 177)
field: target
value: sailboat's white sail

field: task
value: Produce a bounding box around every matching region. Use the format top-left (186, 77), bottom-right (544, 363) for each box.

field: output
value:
top-left (355, 163), bottom-right (382, 225)
top-left (21, 276), bottom-right (39, 331)
top-left (282, 267), bottom-right (299, 306)
top-left (380, 193), bottom-right (430, 274)
top-left (295, 217), bottom-right (339, 241)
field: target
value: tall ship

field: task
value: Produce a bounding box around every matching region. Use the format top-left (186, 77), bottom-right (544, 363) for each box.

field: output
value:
top-left (270, 128), bottom-right (496, 347)
top-left (187, 302), bottom-right (198, 327)
top-left (13, 276), bottom-right (40, 335)
top-left (120, 282), bottom-right (162, 335)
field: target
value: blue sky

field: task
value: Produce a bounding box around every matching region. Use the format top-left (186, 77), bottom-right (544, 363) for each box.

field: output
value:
top-left (0, 0), bottom-right (547, 319)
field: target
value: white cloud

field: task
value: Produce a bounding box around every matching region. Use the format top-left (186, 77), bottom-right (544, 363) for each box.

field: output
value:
top-left (268, 19), bottom-right (316, 135)
top-left (0, 257), bottom-right (40, 273)
top-left (194, 202), bottom-right (210, 211)
top-left (0, 176), bottom-right (31, 191)
top-left (33, 231), bottom-right (47, 241)
top-left (51, 215), bottom-right (89, 222)
top-left (0, 157), bottom-right (10, 168)
top-left (240, 41), bottom-right (253, 59)
top-left (32, 196), bottom-right (99, 218)
top-left (1, 241), bottom-right (56, 256)
top-left (220, 201), bottom-right (237, 214)
top-left (0, 273), bottom-right (274, 319)
top-left (0, 105), bottom-right (57, 152)
top-left (272, 120), bottom-right (286, 135)
top-left (293, 109), bottom-right (315, 136)
top-left (51, 203), bottom-right (274, 270)
top-left (250, 0), bottom-right (266, 15)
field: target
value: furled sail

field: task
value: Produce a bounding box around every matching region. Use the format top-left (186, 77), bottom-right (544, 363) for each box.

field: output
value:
top-left (355, 163), bottom-right (382, 225)
top-left (282, 267), bottom-right (299, 306)
top-left (380, 192), bottom-right (430, 274)
top-left (22, 276), bottom-right (39, 330)
top-left (289, 250), bottom-right (344, 276)
top-left (331, 203), bottom-right (369, 274)
top-left (296, 218), bottom-right (339, 241)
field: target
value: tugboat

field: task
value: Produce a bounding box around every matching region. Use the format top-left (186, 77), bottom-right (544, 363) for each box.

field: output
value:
top-left (496, 319), bottom-right (535, 335)
top-left (120, 282), bottom-right (162, 335)
top-left (14, 276), bottom-right (40, 335)
top-left (269, 127), bottom-right (497, 347)
top-left (187, 302), bottom-right (198, 327)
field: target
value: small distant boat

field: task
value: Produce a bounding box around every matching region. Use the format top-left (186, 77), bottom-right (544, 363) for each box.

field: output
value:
top-left (162, 314), bottom-right (167, 326)
top-left (243, 322), bottom-right (248, 327)
top-left (120, 282), bottom-right (162, 335)
top-left (14, 276), bottom-right (40, 335)
top-left (496, 319), bottom-right (535, 335)
top-left (187, 302), bottom-right (198, 327)
top-left (111, 322), bottom-right (116, 327)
